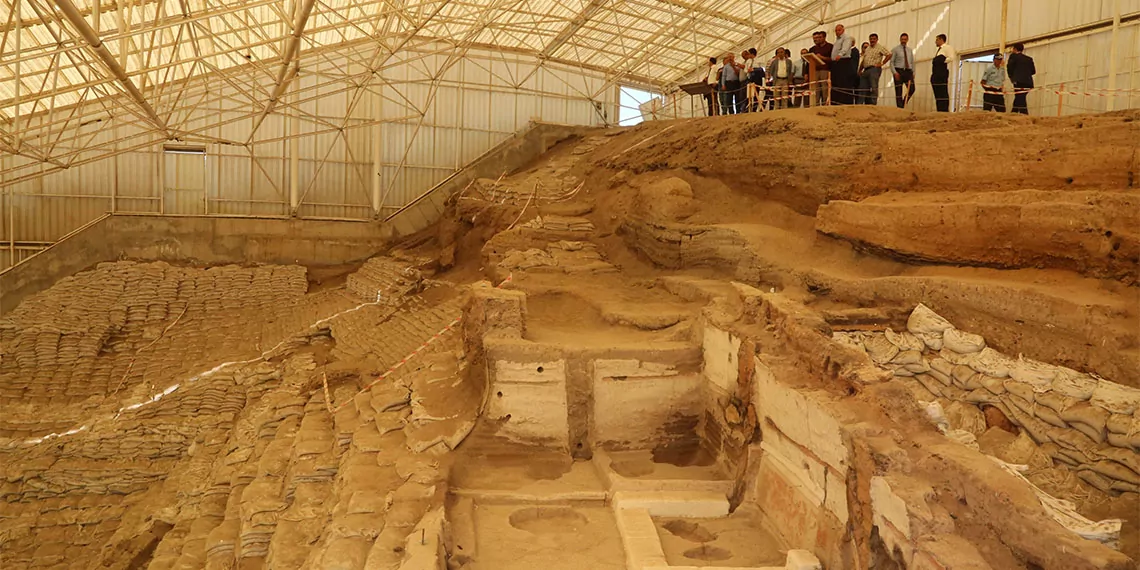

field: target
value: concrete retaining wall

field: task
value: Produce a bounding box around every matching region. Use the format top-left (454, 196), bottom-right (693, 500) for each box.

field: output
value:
top-left (0, 214), bottom-right (391, 314)
top-left (109, 214), bottom-right (391, 266)
top-left (0, 215), bottom-right (113, 317)
top-left (1, 122), bottom-right (581, 314)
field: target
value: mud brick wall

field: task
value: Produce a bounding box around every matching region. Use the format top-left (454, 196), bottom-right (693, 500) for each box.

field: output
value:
top-left (345, 257), bottom-right (429, 303)
top-left (838, 304), bottom-right (1140, 495)
top-left (749, 361), bottom-right (850, 570)
top-left (590, 358), bottom-right (702, 450)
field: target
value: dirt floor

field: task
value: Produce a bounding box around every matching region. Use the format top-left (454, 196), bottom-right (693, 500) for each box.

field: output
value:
top-left (655, 510), bottom-right (786, 567)
top-left (1, 105), bottom-right (1137, 570)
top-left (464, 504), bottom-right (626, 570)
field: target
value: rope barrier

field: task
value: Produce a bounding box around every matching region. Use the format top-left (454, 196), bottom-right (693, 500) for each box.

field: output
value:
top-left (677, 75), bottom-right (1138, 118)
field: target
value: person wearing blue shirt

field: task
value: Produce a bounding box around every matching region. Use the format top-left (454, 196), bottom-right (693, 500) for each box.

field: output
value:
top-left (981, 53), bottom-right (1007, 112)
top-left (890, 33), bottom-right (916, 108)
top-left (718, 53), bottom-right (745, 114)
top-left (830, 24), bottom-right (856, 104)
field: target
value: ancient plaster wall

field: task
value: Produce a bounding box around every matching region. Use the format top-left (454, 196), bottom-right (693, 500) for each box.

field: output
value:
top-left (751, 363), bottom-right (850, 551)
top-left (485, 357), bottom-right (571, 449)
top-left (470, 286), bottom-right (703, 452)
top-left (697, 286), bottom-right (1134, 570)
top-left (591, 359), bottom-right (702, 450)
top-left (482, 343), bottom-right (705, 451)
top-left (698, 315), bottom-right (849, 568)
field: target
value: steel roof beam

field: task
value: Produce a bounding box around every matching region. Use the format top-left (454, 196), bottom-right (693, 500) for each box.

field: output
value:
top-left (246, 0), bottom-right (317, 142)
top-left (49, 0), bottom-right (170, 137)
top-left (540, 0), bottom-right (608, 56)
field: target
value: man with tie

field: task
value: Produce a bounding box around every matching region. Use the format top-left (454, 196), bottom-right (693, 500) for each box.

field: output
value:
top-left (891, 33), bottom-right (916, 108)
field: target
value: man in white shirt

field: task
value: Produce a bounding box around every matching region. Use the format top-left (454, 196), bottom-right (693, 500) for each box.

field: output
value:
top-left (930, 34), bottom-right (958, 112)
top-left (830, 24), bottom-right (856, 104)
top-left (704, 56), bottom-right (719, 116)
top-left (767, 48), bottom-right (795, 110)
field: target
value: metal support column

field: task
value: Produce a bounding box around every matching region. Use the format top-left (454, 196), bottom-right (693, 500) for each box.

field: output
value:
top-left (372, 87), bottom-right (383, 217)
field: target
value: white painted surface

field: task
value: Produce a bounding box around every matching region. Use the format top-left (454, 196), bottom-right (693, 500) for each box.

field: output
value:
top-left (702, 324), bottom-right (741, 393)
top-left (592, 368), bottom-right (702, 448)
top-left (487, 359), bottom-right (569, 447)
top-left (611, 490), bottom-right (731, 518)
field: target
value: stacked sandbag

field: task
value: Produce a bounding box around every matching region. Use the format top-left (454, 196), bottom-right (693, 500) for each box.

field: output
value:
top-left (0, 261), bottom-right (308, 415)
top-left (838, 303), bottom-right (1140, 495)
top-left (521, 214), bottom-right (595, 233)
top-left (345, 257), bottom-right (429, 303)
top-left (328, 295), bottom-right (466, 367)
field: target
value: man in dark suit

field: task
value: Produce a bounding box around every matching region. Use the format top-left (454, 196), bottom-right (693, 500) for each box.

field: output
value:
top-left (1006, 43), bottom-right (1036, 115)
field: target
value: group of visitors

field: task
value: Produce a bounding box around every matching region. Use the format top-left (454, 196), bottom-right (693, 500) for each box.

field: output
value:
top-left (704, 25), bottom-right (1037, 116)
top-left (703, 47), bottom-right (807, 114)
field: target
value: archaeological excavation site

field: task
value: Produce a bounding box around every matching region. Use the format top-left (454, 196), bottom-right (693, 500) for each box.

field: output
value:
top-left (2, 1), bottom-right (1140, 570)
top-left (3, 106), bottom-right (1139, 570)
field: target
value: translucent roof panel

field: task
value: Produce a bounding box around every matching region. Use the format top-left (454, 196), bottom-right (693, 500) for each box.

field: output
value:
top-left (0, 0), bottom-right (824, 167)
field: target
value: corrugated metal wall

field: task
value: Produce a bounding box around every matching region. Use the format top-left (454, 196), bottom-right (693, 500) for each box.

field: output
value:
top-left (5, 2), bottom-right (1139, 270)
top-left (657, 0), bottom-right (1140, 117)
top-left (0, 43), bottom-right (614, 270)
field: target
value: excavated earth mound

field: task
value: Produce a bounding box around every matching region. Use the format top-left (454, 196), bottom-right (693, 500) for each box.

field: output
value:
top-left (1, 105), bottom-right (1138, 570)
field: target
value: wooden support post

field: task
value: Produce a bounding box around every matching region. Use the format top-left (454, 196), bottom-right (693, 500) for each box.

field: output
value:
top-left (7, 185), bottom-right (14, 269)
top-left (1107, 0), bottom-right (1121, 111)
top-left (999, 0), bottom-right (1008, 55)
top-left (965, 80), bottom-right (974, 111)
